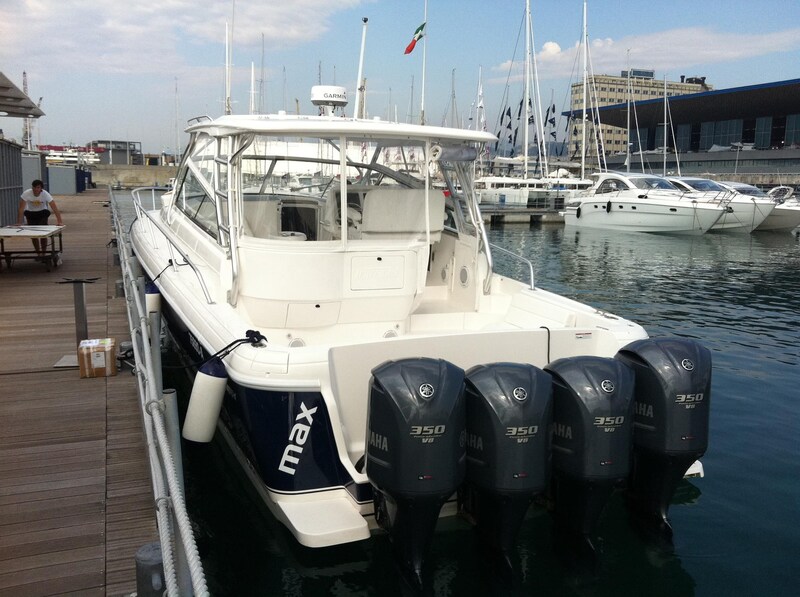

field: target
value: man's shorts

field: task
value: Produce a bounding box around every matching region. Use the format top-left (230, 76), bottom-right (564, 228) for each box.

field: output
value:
top-left (24, 210), bottom-right (50, 225)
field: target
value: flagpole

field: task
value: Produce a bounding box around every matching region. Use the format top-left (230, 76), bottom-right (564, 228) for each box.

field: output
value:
top-left (354, 17), bottom-right (369, 119)
top-left (420, 0), bottom-right (428, 125)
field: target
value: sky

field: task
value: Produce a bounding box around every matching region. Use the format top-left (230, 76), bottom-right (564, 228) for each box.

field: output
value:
top-left (2, 0), bottom-right (800, 155)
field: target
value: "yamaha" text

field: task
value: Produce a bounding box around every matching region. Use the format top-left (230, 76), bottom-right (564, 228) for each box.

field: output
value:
top-left (553, 422), bottom-right (572, 439)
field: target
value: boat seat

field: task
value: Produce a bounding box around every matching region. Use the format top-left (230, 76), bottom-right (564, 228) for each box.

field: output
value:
top-left (242, 196), bottom-right (280, 238)
top-left (359, 188), bottom-right (445, 243)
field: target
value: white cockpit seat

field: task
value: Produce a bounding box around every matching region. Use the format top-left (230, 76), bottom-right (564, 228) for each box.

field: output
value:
top-left (242, 197), bottom-right (280, 238)
top-left (359, 188), bottom-right (445, 242)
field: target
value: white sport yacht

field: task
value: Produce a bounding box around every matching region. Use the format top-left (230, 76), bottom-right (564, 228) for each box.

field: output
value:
top-left (562, 172), bottom-right (724, 234)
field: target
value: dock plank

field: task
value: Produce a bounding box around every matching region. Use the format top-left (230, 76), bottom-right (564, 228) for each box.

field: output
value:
top-left (0, 189), bottom-right (158, 596)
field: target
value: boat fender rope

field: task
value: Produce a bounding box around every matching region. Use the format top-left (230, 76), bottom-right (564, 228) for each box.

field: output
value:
top-left (152, 259), bottom-right (174, 282)
top-left (164, 330), bottom-right (269, 371)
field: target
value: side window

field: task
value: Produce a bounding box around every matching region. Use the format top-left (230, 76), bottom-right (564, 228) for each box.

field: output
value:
top-left (597, 180), bottom-right (618, 194)
top-left (177, 168), bottom-right (220, 239)
top-left (443, 205), bottom-right (457, 232)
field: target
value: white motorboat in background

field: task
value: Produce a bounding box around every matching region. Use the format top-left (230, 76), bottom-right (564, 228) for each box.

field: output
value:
top-left (667, 176), bottom-right (774, 233)
top-left (129, 87), bottom-right (711, 586)
top-left (720, 181), bottom-right (800, 232)
top-left (474, 173), bottom-right (592, 207)
top-left (562, 172), bottom-right (724, 234)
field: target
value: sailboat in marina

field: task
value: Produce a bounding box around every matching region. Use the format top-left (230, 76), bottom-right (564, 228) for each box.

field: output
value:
top-left (475, 0), bottom-right (592, 209)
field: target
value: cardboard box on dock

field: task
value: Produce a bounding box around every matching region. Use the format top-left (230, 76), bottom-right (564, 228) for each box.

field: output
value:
top-left (78, 338), bottom-right (118, 378)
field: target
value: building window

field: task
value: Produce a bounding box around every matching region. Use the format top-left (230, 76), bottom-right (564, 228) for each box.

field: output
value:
top-left (754, 117), bottom-right (771, 149)
top-left (713, 119), bottom-right (743, 147)
top-left (699, 122), bottom-right (715, 151)
top-left (676, 124), bottom-right (691, 152)
top-left (785, 114), bottom-right (800, 146)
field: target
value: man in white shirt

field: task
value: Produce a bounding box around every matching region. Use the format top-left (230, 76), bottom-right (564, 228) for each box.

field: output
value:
top-left (17, 179), bottom-right (64, 258)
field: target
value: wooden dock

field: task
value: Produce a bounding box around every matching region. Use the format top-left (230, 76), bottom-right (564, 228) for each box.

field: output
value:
top-left (479, 206), bottom-right (564, 226)
top-left (0, 188), bottom-right (158, 596)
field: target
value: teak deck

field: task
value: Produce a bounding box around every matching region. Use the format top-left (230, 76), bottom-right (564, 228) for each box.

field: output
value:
top-left (0, 188), bottom-right (158, 596)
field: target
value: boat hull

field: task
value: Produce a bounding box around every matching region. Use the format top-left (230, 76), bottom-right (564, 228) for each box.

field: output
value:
top-left (711, 198), bottom-right (774, 233)
top-left (563, 198), bottom-right (722, 234)
top-left (755, 203), bottom-right (800, 231)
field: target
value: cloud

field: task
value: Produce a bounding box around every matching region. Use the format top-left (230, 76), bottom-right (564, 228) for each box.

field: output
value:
top-left (490, 26), bottom-right (800, 83)
top-left (0, 0), bottom-right (365, 77)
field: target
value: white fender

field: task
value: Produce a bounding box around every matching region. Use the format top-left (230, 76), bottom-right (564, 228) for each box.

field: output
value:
top-left (182, 357), bottom-right (228, 442)
top-left (145, 281), bottom-right (161, 314)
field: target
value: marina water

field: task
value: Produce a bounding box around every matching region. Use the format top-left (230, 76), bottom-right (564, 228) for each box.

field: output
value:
top-left (162, 223), bottom-right (800, 596)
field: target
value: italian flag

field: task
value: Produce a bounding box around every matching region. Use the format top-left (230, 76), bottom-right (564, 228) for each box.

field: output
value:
top-left (404, 22), bottom-right (426, 54)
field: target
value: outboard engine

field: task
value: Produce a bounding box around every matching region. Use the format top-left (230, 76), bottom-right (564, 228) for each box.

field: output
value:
top-left (615, 338), bottom-right (711, 541)
top-left (460, 363), bottom-right (553, 577)
top-left (545, 356), bottom-right (635, 563)
top-left (365, 358), bottom-right (466, 589)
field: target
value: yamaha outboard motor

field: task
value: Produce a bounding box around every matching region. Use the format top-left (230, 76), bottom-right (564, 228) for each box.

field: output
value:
top-left (365, 358), bottom-right (466, 590)
top-left (616, 338), bottom-right (711, 541)
top-left (460, 363), bottom-right (553, 577)
top-left (545, 356), bottom-right (635, 563)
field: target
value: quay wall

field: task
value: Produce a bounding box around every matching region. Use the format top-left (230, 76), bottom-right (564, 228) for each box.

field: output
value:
top-left (90, 164), bottom-right (177, 188)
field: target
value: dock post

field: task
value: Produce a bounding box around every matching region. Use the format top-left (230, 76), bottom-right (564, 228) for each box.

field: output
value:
top-left (58, 277), bottom-right (100, 345)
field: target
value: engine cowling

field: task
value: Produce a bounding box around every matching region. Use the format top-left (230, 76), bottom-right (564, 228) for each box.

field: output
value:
top-left (545, 356), bottom-right (635, 562)
top-left (365, 357), bottom-right (466, 589)
top-left (460, 362), bottom-right (553, 575)
top-left (616, 338), bottom-right (712, 540)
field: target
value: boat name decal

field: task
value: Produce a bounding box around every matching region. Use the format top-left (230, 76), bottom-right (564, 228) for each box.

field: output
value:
top-left (278, 402), bottom-right (318, 476)
top-left (189, 333), bottom-right (202, 358)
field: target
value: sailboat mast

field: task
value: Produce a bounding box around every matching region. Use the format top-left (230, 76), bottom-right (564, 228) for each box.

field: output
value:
top-left (249, 62), bottom-right (256, 115)
top-left (449, 69), bottom-right (457, 128)
top-left (580, 0), bottom-right (588, 180)
top-left (663, 75), bottom-right (667, 175)
top-left (173, 77), bottom-right (180, 166)
top-left (625, 50), bottom-right (631, 173)
top-left (523, 0), bottom-right (531, 178)
top-left (529, 3), bottom-right (549, 177)
top-left (224, 22), bottom-right (232, 115)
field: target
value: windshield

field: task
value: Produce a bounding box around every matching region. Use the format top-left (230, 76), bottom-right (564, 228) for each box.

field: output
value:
top-left (629, 177), bottom-right (678, 191)
top-left (683, 179), bottom-right (725, 192)
top-left (728, 183), bottom-right (767, 196)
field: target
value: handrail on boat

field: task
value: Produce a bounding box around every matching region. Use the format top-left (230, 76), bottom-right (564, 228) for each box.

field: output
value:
top-left (488, 243), bottom-right (536, 290)
top-left (109, 191), bottom-right (209, 597)
top-left (131, 187), bottom-right (215, 305)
